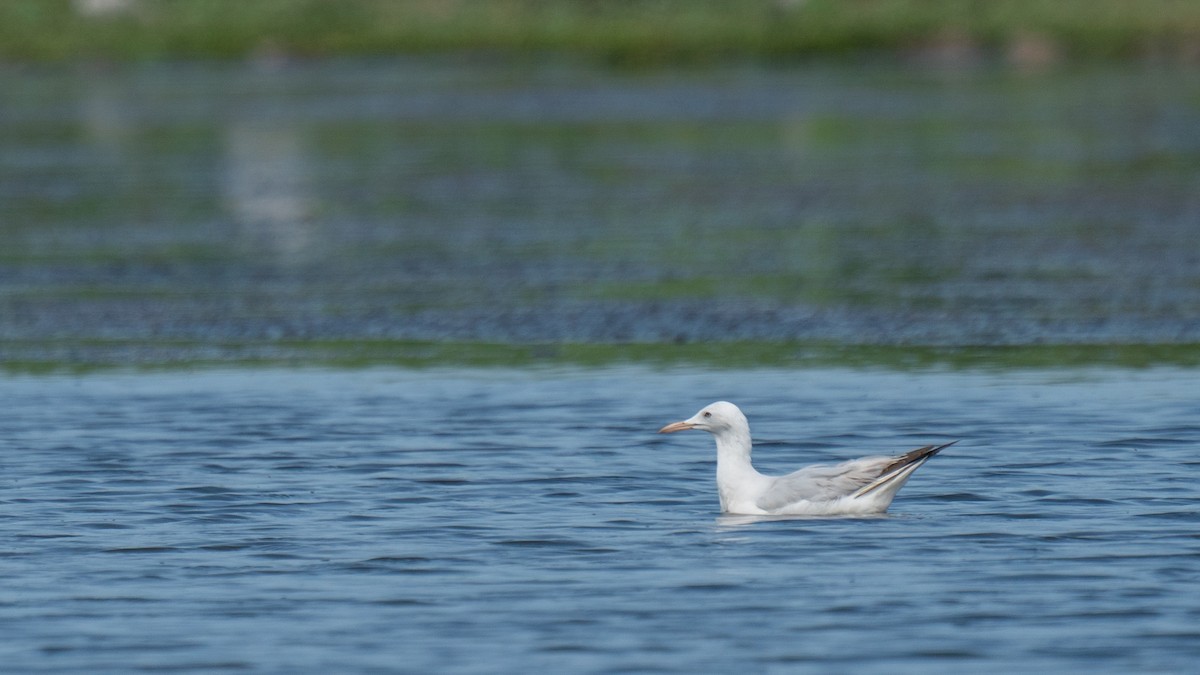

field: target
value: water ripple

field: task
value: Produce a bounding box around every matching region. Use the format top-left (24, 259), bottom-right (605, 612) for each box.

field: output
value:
top-left (2, 366), bottom-right (1200, 672)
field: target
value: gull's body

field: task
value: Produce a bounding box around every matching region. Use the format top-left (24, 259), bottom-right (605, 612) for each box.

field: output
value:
top-left (659, 401), bottom-right (952, 516)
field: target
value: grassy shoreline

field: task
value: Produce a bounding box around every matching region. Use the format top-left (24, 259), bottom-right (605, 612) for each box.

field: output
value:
top-left (4, 0), bottom-right (1200, 64)
top-left (3, 339), bottom-right (1199, 373)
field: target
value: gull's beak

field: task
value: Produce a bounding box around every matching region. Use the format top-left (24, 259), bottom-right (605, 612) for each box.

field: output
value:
top-left (658, 420), bottom-right (696, 434)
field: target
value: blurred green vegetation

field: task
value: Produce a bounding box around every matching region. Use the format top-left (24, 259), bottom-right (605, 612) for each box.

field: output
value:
top-left (4, 0), bottom-right (1200, 63)
top-left (4, 339), bottom-right (1200, 373)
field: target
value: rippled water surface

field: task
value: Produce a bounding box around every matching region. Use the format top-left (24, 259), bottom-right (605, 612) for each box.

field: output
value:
top-left (3, 366), bottom-right (1199, 673)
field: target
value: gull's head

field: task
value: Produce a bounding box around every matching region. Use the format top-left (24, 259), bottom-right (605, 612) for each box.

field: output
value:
top-left (658, 401), bottom-right (747, 436)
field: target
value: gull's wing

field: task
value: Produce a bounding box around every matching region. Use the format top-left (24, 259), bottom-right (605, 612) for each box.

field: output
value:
top-left (755, 442), bottom-right (955, 511)
top-left (754, 456), bottom-right (894, 511)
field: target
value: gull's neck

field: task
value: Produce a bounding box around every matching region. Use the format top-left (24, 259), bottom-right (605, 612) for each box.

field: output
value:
top-left (713, 422), bottom-right (768, 512)
top-left (714, 424), bottom-right (754, 466)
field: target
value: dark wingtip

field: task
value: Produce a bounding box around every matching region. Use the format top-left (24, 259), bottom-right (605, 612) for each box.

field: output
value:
top-left (928, 440), bottom-right (958, 455)
top-left (881, 440), bottom-right (956, 475)
top-left (853, 440), bottom-right (957, 499)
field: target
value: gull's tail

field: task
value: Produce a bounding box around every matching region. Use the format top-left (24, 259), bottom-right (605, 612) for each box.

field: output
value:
top-left (852, 441), bottom-right (956, 500)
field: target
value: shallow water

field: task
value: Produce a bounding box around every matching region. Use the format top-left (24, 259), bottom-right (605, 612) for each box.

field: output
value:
top-left (3, 60), bottom-right (1200, 367)
top-left (3, 366), bottom-right (1199, 673)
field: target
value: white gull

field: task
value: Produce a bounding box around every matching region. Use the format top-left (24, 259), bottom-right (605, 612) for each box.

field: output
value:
top-left (659, 401), bottom-right (953, 516)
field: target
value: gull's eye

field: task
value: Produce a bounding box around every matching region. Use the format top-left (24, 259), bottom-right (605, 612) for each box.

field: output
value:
top-left (703, 412), bottom-right (712, 418)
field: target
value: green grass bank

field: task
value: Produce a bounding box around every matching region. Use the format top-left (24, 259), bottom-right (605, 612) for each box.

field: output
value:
top-left (4, 0), bottom-right (1200, 64)
top-left (4, 340), bottom-right (1200, 374)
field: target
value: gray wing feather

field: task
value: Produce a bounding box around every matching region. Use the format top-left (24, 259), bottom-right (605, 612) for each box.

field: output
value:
top-left (755, 457), bottom-right (892, 511)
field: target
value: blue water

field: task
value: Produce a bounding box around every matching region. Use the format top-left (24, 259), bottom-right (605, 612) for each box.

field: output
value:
top-left (2, 366), bottom-right (1199, 673)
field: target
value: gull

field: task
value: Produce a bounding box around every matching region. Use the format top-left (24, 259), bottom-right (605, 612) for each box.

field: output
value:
top-left (658, 401), bottom-right (953, 516)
